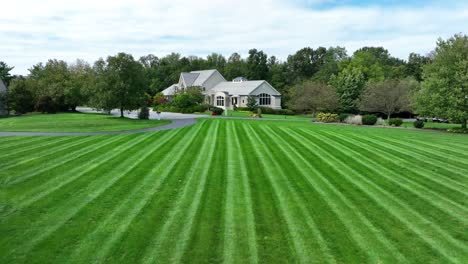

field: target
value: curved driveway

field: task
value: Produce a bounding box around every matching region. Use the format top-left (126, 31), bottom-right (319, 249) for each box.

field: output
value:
top-left (0, 118), bottom-right (197, 137)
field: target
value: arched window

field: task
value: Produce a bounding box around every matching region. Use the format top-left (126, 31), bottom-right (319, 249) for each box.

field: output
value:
top-left (258, 93), bottom-right (271, 106)
top-left (216, 96), bottom-right (224, 106)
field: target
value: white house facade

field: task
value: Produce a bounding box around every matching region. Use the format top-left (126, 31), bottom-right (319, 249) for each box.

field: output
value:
top-left (162, 69), bottom-right (281, 110)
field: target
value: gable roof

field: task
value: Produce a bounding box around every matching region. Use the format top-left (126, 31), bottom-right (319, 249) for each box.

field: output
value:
top-left (211, 80), bottom-right (280, 96)
top-left (189, 69), bottom-right (222, 86)
top-left (161, 84), bottom-right (178, 96)
top-left (181, 72), bottom-right (199, 87)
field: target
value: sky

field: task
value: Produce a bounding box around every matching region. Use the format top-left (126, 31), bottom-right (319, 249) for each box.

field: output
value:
top-left (1, 0), bottom-right (467, 75)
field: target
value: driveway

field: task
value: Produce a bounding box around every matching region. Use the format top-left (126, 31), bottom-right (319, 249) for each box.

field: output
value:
top-left (77, 107), bottom-right (206, 120)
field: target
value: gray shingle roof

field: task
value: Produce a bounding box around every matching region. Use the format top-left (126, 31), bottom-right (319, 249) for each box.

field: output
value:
top-left (161, 84), bottom-right (178, 96)
top-left (189, 69), bottom-right (220, 86)
top-left (211, 81), bottom-right (267, 95)
top-left (181, 72), bottom-right (199, 87)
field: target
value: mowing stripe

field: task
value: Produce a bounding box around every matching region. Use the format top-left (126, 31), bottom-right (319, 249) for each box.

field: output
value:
top-left (323, 130), bottom-right (468, 212)
top-left (266, 125), bottom-right (409, 263)
top-left (296, 128), bottom-right (467, 263)
top-left (1, 132), bottom-right (169, 258)
top-left (243, 123), bottom-right (336, 263)
top-left (2, 135), bottom-right (120, 186)
top-left (223, 121), bottom-right (259, 263)
top-left (13, 133), bottom-right (161, 209)
top-left (141, 121), bottom-right (219, 263)
top-left (317, 129), bottom-right (468, 220)
top-left (0, 137), bottom-right (47, 151)
top-left (369, 134), bottom-right (468, 173)
top-left (73, 122), bottom-right (206, 262)
top-left (389, 135), bottom-right (468, 159)
top-left (0, 136), bottom-right (73, 161)
top-left (0, 135), bottom-right (99, 173)
top-left (348, 132), bottom-right (468, 188)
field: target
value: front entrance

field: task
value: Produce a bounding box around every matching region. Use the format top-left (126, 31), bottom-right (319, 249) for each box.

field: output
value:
top-left (231, 97), bottom-right (238, 107)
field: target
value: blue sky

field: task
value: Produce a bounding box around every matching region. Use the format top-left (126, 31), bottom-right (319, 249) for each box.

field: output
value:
top-left (1, 0), bottom-right (466, 75)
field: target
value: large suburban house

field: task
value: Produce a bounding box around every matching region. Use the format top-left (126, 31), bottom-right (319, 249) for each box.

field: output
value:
top-left (162, 69), bottom-right (281, 110)
top-left (0, 80), bottom-right (7, 116)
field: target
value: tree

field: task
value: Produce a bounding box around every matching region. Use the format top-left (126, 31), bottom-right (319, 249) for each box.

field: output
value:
top-left (414, 34), bottom-right (468, 129)
top-left (102, 53), bottom-right (147, 117)
top-left (246, 49), bottom-right (269, 80)
top-left (6, 79), bottom-right (35, 114)
top-left (287, 81), bottom-right (339, 114)
top-left (247, 95), bottom-right (258, 111)
top-left (329, 67), bottom-right (366, 113)
top-left (287, 47), bottom-right (327, 82)
top-left (0, 61), bottom-right (14, 86)
top-left (68, 59), bottom-right (92, 111)
top-left (206, 53), bottom-right (226, 73)
top-left (225, 53), bottom-right (247, 80)
top-left (360, 78), bottom-right (417, 120)
top-left (405, 52), bottom-right (431, 82)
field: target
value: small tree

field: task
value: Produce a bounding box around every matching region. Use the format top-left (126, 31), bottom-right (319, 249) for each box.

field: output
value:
top-left (247, 95), bottom-right (258, 111)
top-left (360, 78), bottom-right (416, 120)
top-left (138, 105), bottom-right (150, 119)
top-left (35, 95), bottom-right (57, 113)
top-left (288, 81), bottom-right (339, 114)
top-left (7, 79), bottom-right (35, 114)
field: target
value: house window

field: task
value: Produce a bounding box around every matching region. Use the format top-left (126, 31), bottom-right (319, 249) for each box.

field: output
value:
top-left (258, 93), bottom-right (271, 106)
top-left (216, 96), bottom-right (224, 106)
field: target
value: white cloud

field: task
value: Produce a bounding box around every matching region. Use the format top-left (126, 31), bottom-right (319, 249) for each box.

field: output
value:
top-left (1, 0), bottom-right (467, 74)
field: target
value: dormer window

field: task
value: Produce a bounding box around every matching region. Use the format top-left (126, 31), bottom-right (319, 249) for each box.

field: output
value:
top-left (233, 77), bottom-right (247, 83)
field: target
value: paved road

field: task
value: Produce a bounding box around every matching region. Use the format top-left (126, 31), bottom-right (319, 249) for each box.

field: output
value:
top-left (77, 107), bottom-right (206, 120)
top-left (0, 118), bottom-right (197, 137)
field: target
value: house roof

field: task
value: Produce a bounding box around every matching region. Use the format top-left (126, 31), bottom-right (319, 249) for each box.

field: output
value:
top-left (161, 84), bottom-right (178, 96)
top-left (181, 72), bottom-right (199, 87)
top-left (189, 69), bottom-right (220, 86)
top-left (211, 80), bottom-right (280, 96)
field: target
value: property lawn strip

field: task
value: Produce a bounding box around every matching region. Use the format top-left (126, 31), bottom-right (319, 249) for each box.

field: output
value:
top-left (90, 123), bottom-right (209, 262)
top-left (0, 136), bottom-right (73, 161)
top-left (296, 128), bottom-right (466, 263)
top-left (1, 135), bottom-right (114, 185)
top-left (243, 123), bottom-right (336, 263)
top-left (178, 121), bottom-right (226, 263)
top-left (65, 125), bottom-right (198, 262)
top-left (0, 132), bottom-right (166, 261)
top-left (0, 135), bottom-right (99, 173)
top-left (222, 121), bottom-right (258, 263)
top-left (234, 124), bottom-right (296, 262)
top-left (370, 134), bottom-right (468, 173)
top-left (318, 130), bottom-right (468, 222)
top-left (268, 125), bottom-right (409, 263)
top-left (323, 130), bottom-right (468, 215)
top-left (113, 121), bottom-right (216, 261)
top-left (0, 136), bottom-right (55, 152)
top-left (347, 132), bottom-right (468, 191)
top-left (287, 128), bottom-right (455, 263)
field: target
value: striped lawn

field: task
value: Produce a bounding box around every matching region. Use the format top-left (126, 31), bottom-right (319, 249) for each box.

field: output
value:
top-left (0, 119), bottom-right (467, 263)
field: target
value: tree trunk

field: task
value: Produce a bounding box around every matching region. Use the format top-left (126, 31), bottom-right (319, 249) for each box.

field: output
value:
top-left (387, 113), bottom-right (391, 121)
top-left (462, 118), bottom-right (467, 129)
top-left (120, 107), bottom-right (124, 118)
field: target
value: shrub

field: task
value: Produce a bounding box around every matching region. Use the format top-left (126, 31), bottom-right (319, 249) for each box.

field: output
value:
top-left (362, 114), bottom-right (377, 125)
top-left (388, 118), bottom-right (403, 127)
top-left (345, 115), bottom-right (362, 125)
top-left (316, 112), bottom-right (339, 123)
top-left (210, 106), bottom-right (224, 115)
top-left (258, 107), bottom-right (295, 115)
top-left (447, 128), bottom-right (468, 134)
top-left (35, 95), bottom-right (57, 113)
top-left (376, 117), bottom-right (385, 126)
top-left (138, 105), bottom-right (150, 119)
top-left (413, 120), bottom-right (425, 129)
top-left (339, 113), bottom-right (350, 122)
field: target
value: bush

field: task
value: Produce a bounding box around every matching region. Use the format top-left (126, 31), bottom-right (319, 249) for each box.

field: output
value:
top-left (413, 120), bottom-right (425, 129)
top-left (345, 115), bottom-right (362, 125)
top-left (192, 104), bottom-right (210, 113)
top-left (339, 113), bottom-right (350, 122)
top-left (258, 107), bottom-right (295, 115)
top-left (388, 118), bottom-right (403, 127)
top-left (316, 112), bottom-right (339, 123)
top-left (210, 106), bottom-right (224, 115)
top-left (362, 114), bottom-right (377, 125)
top-left (138, 105), bottom-right (150, 119)
top-left (35, 96), bottom-right (57, 113)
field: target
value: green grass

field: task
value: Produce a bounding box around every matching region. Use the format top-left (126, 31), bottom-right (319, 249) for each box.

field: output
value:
top-left (200, 110), bottom-right (311, 120)
top-left (0, 113), bottom-right (170, 132)
top-left (402, 121), bottom-right (461, 130)
top-left (0, 119), bottom-right (467, 263)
